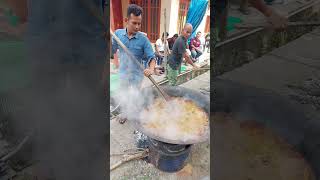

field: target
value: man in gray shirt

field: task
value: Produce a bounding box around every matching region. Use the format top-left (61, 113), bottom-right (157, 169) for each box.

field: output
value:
top-left (167, 23), bottom-right (198, 86)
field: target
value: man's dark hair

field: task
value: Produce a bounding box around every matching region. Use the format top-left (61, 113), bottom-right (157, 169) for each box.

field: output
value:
top-left (127, 4), bottom-right (143, 17)
top-left (162, 32), bottom-right (169, 38)
top-left (173, 34), bottom-right (178, 38)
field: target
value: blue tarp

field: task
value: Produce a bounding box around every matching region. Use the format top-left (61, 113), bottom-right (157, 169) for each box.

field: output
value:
top-left (186, 0), bottom-right (209, 39)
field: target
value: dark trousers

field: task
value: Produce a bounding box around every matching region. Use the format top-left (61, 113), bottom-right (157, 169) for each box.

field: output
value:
top-left (156, 51), bottom-right (165, 66)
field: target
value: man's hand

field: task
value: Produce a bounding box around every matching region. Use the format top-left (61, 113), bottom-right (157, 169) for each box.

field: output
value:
top-left (144, 68), bottom-right (154, 77)
top-left (145, 59), bottom-right (158, 77)
top-left (267, 10), bottom-right (288, 30)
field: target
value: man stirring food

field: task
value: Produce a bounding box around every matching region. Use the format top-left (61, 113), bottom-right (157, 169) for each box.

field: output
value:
top-left (166, 23), bottom-right (199, 86)
top-left (111, 4), bottom-right (159, 124)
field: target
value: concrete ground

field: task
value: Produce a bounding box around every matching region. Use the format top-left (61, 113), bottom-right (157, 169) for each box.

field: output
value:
top-left (110, 72), bottom-right (210, 180)
top-left (219, 27), bottom-right (320, 116)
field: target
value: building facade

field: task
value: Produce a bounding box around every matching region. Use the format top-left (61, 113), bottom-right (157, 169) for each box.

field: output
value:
top-left (110, 0), bottom-right (210, 43)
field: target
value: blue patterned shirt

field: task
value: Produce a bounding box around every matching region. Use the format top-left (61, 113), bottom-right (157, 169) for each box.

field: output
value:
top-left (112, 29), bottom-right (155, 85)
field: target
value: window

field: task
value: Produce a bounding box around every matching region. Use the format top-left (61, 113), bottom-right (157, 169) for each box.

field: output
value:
top-left (177, 0), bottom-right (190, 34)
top-left (130, 0), bottom-right (161, 43)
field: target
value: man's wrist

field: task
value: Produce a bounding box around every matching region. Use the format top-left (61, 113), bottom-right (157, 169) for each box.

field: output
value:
top-left (149, 67), bottom-right (156, 75)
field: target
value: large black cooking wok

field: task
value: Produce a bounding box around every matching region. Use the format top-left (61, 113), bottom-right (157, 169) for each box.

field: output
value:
top-left (130, 86), bottom-right (210, 145)
top-left (212, 78), bottom-right (320, 179)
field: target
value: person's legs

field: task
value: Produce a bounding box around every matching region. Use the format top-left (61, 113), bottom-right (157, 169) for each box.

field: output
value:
top-left (191, 50), bottom-right (197, 59)
top-left (158, 56), bottom-right (163, 66)
top-left (195, 50), bottom-right (203, 59)
top-left (166, 64), bottom-right (178, 86)
top-left (156, 53), bottom-right (163, 66)
top-left (156, 55), bottom-right (160, 66)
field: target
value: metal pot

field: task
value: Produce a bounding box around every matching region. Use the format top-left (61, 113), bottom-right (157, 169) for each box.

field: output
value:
top-left (131, 86), bottom-right (210, 145)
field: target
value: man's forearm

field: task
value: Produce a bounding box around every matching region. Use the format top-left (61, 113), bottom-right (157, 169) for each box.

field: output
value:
top-left (148, 58), bottom-right (156, 70)
top-left (184, 54), bottom-right (194, 66)
top-left (249, 0), bottom-right (273, 17)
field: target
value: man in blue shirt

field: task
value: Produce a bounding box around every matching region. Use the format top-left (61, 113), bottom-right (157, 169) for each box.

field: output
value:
top-left (111, 4), bottom-right (157, 124)
top-left (111, 4), bottom-right (156, 89)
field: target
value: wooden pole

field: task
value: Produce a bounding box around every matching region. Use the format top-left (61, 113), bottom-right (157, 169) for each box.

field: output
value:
top-left (110, 150), bottom-right (149, 171)
top-left (163, 8), bottom-right (168, 68)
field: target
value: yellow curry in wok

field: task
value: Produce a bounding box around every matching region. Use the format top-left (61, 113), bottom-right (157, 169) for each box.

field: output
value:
top-left (140, 97), bottom-right (209, 142)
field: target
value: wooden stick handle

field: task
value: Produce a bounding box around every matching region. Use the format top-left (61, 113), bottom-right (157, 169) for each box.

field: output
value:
top-left (148, 76), bottom-right (170, 101)
top-left (110, 151), bottom-right (148, 171)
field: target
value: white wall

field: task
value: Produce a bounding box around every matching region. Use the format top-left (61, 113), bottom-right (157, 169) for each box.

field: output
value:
top-left (160, 0), bottom-right (180, 38)
top-left (162, 0), bottom-right (210, 38)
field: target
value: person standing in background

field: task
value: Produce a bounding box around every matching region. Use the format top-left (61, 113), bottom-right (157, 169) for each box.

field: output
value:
top-left (167, 34), bottom-right (179, 50)
top-left (167, 23), bottom-right (199, 86)
top-left (155, 32), bottom-right (170, 67)
top-left (189, 31), bottom-right (203, 61)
